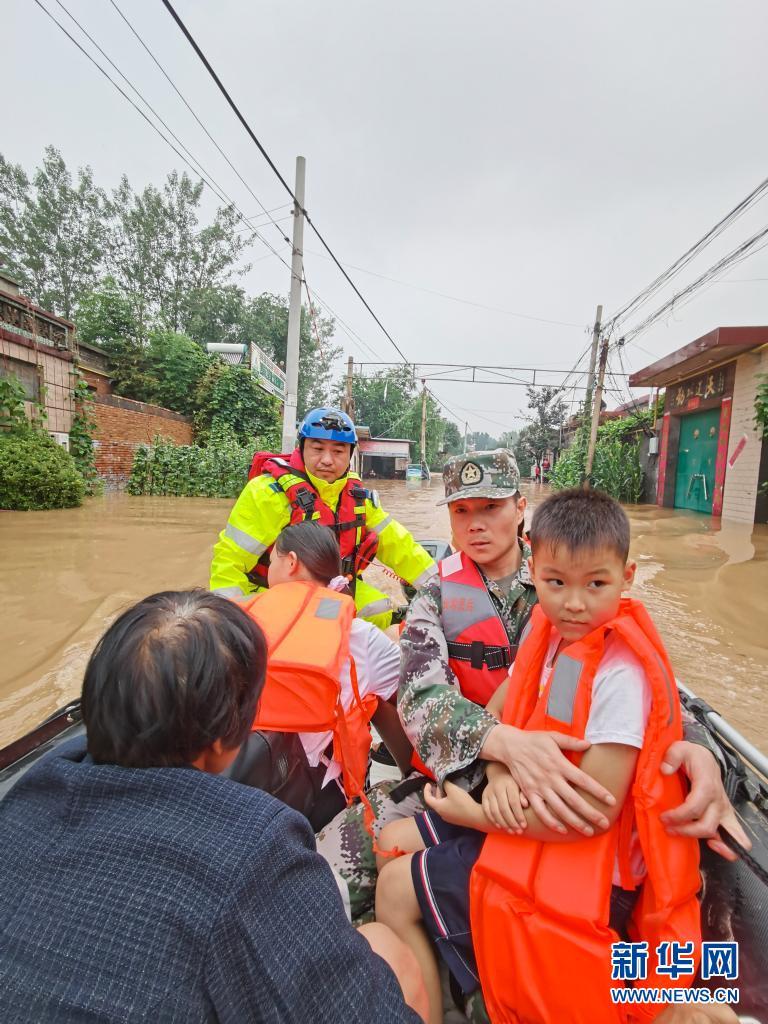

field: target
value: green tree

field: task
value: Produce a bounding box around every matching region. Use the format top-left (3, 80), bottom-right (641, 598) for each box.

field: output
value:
top-left (194, 361), bottom-right (281, 447)
top-left (145, 330), bottom-right (210, 415)
top-left (516, 386), bottom-right (567, 464)
top-left (106, 171), bottom-right (251, 343)
top-left (468, 431), bottom-right (500, 451)
top-left (441, 420), bottom-right (463, 455)
top-left (337, 367), bottom-right (449, 467)
top-left (0, 146), bottom-right (109, 318)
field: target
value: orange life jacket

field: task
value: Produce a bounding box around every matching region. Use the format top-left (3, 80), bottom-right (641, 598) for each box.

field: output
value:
top-left (409, 551), bottom-right (518, 780)
top-left (241, 582), bottom-right (377, 804)
top-left (246, 450), bottom-right (373, 588)
top-left (470, 600), bottom-right (701, 1023)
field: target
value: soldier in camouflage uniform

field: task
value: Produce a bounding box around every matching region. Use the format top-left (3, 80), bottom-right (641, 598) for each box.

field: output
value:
top-left (316, 450), bottom-right (540, 924)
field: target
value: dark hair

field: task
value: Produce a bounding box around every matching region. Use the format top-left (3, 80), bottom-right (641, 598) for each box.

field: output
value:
top-left (274, 521), bottom-right (344, 586)
top-left (529, 487), bottom-right (630, 562)
top-left (82, 590), bottom-right (267, 768)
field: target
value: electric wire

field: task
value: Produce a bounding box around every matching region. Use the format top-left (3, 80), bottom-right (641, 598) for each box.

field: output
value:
top-left (620, 224), bottom-right (768, 347)
top-left (34, 0), bottom-right (292, 274)
top-left (160, 0), bottom-right (413, 366)
top-left (107, 0), bottom-right (292, 247)
top-left (604, 173), bottom-right (768, 334)
top-left (304, 248), bottom-right (584, 328)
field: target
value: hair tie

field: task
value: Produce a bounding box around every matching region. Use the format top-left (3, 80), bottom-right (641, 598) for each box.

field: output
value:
top-left (327, 575), bottom-right (349, 592)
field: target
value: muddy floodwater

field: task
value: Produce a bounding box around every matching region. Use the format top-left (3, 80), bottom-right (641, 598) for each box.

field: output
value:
top-left (1, 481), bottom-right (766, 749)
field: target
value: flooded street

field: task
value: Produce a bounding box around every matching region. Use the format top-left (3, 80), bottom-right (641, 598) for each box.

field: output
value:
top-left (1, 480), bottom-right (766, 749)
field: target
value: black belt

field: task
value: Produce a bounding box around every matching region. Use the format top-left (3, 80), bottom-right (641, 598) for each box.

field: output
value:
top-left (447, 640), bottom-right (514, 671)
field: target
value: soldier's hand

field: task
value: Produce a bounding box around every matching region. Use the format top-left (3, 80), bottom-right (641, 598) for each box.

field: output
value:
top-left (660, 740), bottom-right (752, 860)
top-left (481, 724), bottom-right (615, 834)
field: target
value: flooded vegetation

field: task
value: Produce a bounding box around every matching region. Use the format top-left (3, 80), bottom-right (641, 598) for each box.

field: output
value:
top-left (1, 480), bottom-right (766, 749)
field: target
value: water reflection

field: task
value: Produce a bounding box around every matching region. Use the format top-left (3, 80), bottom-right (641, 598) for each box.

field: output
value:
top-left (0, 482), bottom-right (766, 748)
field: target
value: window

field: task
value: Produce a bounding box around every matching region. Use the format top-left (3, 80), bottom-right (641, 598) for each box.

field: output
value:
top-left (0, 358), bottom-right (40, 402)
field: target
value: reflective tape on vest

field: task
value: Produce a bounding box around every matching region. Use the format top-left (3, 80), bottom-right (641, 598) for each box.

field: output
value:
top-left (224, 523), bottom-right (268, 556)
top-left (545, 653), bottom-right (583, 725)
top-left (441, 578), bottom-right (498, 641)
top-left (211, 585), bottom-right (247, 600)
top-left (368, 514), bottom-right (393, 535)
top-left (356, 596), bottom-right (394, 618)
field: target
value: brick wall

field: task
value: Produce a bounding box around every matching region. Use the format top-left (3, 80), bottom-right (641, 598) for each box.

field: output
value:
top-left (92, 394), bottom-right (193, 483)
top-left (81, 366), bottom-right (113, 398)
top-left (721, 348), bottom-right (768, 523)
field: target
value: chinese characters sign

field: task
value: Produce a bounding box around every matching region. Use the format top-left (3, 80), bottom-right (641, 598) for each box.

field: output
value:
top-left (671, 366), bottom-right (730, 410)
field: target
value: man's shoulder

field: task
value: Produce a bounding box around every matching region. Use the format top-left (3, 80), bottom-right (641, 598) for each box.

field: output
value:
top-left (6, 746), bottom-right (298, 861)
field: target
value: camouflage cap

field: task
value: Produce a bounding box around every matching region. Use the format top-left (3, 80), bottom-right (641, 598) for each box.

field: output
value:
top-left (437, 449), bottom-right (521, 505)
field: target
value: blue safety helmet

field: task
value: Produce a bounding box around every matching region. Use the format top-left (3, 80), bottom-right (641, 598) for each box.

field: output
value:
top-left (298, 407), bottom-right (358, 445)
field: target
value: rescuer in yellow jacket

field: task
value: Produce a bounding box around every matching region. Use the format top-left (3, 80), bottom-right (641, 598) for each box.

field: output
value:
top-left (209, 408), bottom-right (437, 629)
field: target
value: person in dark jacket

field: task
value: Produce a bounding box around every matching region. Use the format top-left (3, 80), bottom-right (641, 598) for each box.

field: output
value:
top-left (0, 590), bottom-right (424, 1023)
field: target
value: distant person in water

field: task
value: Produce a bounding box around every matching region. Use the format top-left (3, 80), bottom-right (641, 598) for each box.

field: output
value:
top-left (0, 590), bottom-right (426, 1023)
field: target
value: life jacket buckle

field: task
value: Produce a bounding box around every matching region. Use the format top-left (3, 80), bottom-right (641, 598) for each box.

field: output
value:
top-left (294, 487), bottom-right (317, 517)
top-left (470, 640), bottom-right (486, 670)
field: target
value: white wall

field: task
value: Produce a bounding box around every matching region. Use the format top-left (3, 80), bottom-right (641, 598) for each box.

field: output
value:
top-left (721, 348), bottom-right (768, 523)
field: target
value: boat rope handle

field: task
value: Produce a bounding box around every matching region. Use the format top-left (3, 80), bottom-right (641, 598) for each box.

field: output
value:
top-left (718, 827), bottom-right (768, 887)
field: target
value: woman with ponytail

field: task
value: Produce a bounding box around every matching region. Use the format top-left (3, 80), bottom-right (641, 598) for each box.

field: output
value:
top-left (249, 521), bottom-right (413, 830)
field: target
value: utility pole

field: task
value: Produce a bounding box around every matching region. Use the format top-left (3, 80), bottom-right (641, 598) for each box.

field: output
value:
top-left (463, 421), bottom-right (468, 453)
top-left (420, 379), bottom-right (427, 469)
top-left (281, 155), bottom-right (306, 453)
top-left (584, 333), bottom-right (609, 482)
top-left (342, 355), bottom-right (355, 419)
top-left (582, 304), bottom-right (602, 435)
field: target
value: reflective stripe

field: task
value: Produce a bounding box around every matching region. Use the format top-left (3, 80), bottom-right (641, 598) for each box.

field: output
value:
top-left (441, 550), bottom-right (464, 577)
top-left (224, 523), bottom-right (268, 556)
top-left (369, 514), bottom-right (393, 535)
top-left (546, 654), bottom-right (583, 724)
top-left (211, 585), bottom-right (247, 600)
top-left (413, 564), bottom-right (438, 588)
top-left (356, 596), bottom-right (394, 618)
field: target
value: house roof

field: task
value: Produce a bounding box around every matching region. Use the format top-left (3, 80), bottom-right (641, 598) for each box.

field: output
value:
top-left (628, 327), bottom-right (768, 388)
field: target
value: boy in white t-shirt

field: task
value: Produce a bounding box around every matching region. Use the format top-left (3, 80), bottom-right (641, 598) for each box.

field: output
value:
top-left (375, 489), bottom-right (689, 1023)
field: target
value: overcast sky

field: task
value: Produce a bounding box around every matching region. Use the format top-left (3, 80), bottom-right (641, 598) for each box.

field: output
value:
top-left (7, 0), bottom-right (768, 433)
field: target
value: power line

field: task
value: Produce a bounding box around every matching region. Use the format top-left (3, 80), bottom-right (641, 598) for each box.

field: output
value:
top-left (304, 248), bottom-right (584, 328)
top-left (604, 172), bottom-right (768, 334)
top-left (161, 0), bottom-right (413, 366)
top-left (620, 223), bottom-right (768, 347)
top-left (107, 0), bottom-right (292, 247)
top-left (35, 0), bottom-right (292, 274)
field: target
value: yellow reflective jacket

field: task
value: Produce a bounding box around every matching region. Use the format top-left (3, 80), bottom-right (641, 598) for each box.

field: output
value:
top-left (209, 460), bottom-right (436, 625)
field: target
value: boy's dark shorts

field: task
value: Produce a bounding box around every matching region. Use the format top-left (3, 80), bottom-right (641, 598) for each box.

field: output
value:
top-left (410, 808), bottom-right (641, 997)
top-left (411, 809), bottom-right (485, 994)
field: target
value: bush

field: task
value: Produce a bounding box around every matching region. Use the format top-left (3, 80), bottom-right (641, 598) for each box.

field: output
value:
top-left (127, 424), bottom-right (256, 498)
top-left (194, 361), bottom-right (281, 447)
top-left (550, 410), bottom-right (653, 504)
top-left (0, 429), bottom-right (86, 510)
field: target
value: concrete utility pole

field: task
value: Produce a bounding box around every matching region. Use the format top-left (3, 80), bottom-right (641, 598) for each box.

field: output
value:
top-left (420, 379), bottom-right (427, 468)
top-left (281, 156), bottom-right (306, 453)
top-left (463, 421), bottom-right (468, 453)
top-left (343, 355), bottom-right (355, 418)
top-left (582, 304), bottom-right (603, 436)
top-left (584, 333), bottom-right (609, 482)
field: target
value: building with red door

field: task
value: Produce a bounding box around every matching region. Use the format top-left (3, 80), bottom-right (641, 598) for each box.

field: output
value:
top-left (629, 327), bottom-right (767, 524)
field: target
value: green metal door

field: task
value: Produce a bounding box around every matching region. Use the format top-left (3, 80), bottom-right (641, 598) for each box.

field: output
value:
top-left (674, 408), bottom-right (721, 513)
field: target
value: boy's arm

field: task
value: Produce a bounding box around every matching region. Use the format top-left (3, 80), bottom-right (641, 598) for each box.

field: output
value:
top-left (425, 742), bottom-right (638, 841)
top-left (484, 678), bottom-right (509, 720)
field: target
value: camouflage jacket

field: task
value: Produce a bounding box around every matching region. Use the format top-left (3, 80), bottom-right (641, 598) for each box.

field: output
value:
top-left (398, 541), bottom-right (538, 785)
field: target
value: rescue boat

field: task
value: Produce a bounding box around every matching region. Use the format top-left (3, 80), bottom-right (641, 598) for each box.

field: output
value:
top-left (0, 539), bottom-right (766, 1021)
